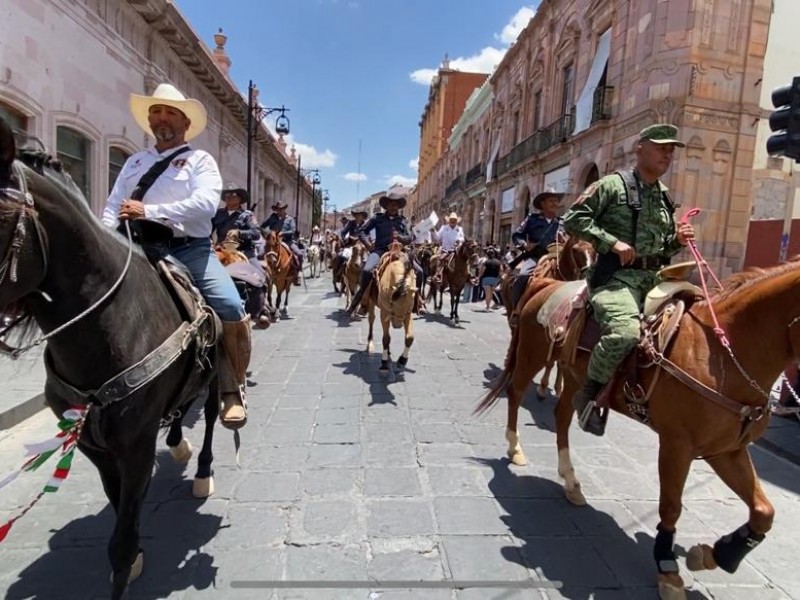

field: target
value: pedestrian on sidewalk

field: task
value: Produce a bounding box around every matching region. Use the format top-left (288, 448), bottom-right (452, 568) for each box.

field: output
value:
top-left (477, 249), bottom-right (503, 310)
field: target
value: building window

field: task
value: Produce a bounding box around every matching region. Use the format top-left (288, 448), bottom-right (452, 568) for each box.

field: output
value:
top-left (57, 126), bottom-right (91, 201)
top-left (0, 103), bottom-right (28, 132)
top-left (108, 146), bottom-right (130, 194)
top-left (561, 63), bottom-right (575, 116)
top-left (533, 90), bottom-right (542, 130)
top-left (512, 110), bottom-right (520, 145)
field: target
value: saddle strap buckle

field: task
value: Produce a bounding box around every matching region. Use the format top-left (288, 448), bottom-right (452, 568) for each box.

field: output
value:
top-left (623, 380), bottom-right (647, 405)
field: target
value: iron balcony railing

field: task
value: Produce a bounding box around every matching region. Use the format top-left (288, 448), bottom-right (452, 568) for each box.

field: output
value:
top-left (444, 174), bottom-right (466, 198)
top-left (465, 162), bottom-right (485, 186)
top-left (495, 112), bottom-right (574, 178)
top-left (591, 85), bottom-right (613, 123)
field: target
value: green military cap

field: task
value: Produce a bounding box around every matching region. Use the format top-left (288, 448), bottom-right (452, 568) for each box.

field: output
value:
top-left (638, 123), bottom-right (685, 147)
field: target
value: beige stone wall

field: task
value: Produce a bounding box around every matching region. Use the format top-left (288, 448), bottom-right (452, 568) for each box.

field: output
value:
top-left (0, 0), bottom-right (313, 230)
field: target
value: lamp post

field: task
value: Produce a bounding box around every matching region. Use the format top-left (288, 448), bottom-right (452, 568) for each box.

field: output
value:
top-left (246, 80), bottom-right (290, 200)
top-left (319, 189), bottom-right (329, 230)
top-left (295, 166), bottom-right (320, 232)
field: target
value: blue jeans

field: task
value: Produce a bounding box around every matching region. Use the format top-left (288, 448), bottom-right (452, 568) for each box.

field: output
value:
top-left (172, 239), bottom-right (245, 321)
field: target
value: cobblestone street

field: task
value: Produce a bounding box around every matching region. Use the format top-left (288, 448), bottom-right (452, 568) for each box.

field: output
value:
top-left (1, 275), bottom-right (799, 599)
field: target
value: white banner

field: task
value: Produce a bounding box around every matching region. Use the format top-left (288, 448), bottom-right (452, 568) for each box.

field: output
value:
top-left (573, 29), bottom-right (611, 135)
top-left (413, 211), bottom-right (439, 237)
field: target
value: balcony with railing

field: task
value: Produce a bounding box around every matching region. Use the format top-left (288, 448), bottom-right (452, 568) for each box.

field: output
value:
top-left (495, 112), bottom-right (574, 179)
top-left (591, 85), bottom-right (613, 123)
top-left (444, 174), bottom-right (466, 198)
top-left (465, 162), bottom-right (485, 186)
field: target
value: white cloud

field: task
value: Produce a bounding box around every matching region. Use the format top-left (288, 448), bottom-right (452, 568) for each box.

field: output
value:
top-left (409, 157), bottom-right (419, 172)
top-left (496, 6), bottom-right (537, 44)
top-left (286, 138), bottom-right (337, 169)
top-left (409, 6), bottom-right (537, 86)
top-left (343, 172), bottom-right (367, 181)
top-left (385, 174), bottom-right (417, 187)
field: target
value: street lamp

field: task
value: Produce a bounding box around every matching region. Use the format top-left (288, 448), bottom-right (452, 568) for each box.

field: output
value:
top-left (246, 80), bottom-right (290, 200)
top-left (295, 167), bottom-right (320, 232)
top-left (320, 189), bottom-right (330, 229)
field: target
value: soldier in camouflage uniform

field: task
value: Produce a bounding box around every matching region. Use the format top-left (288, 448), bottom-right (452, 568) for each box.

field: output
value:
top-left (562, 124), bottom-right (695, 436)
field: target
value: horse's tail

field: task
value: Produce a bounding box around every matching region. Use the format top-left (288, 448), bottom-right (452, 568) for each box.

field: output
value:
top-left (474, 277), bottom-right (556, 416)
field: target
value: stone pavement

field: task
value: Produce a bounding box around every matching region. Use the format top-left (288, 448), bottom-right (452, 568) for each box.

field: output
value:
top-left (0, 275), bottom-right (799, 599)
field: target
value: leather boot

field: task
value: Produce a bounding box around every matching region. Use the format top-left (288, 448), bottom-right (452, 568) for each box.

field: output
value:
top-left (347, 271), bottom-right (371, 316)
top-left (219, 316), bottom-right (251, 429)
top-left (508, 275), bottom-right (530, 328)
top-left (572, 378), bottom-right (607, 436)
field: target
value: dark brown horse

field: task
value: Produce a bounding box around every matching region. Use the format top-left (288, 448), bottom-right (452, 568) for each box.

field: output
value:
top-left (0, 117), bottom-right (221, 599)
top-left (428, 240), bottom-right (478, 324)
top-left (475, 260), bottom-right (800, 599)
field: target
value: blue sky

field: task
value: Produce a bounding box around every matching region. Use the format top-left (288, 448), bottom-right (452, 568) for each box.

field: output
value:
top-left (174, 0), bottom-right (539, 211)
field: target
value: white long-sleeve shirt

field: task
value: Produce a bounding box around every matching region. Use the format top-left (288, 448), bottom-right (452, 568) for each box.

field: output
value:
top-left (435, 224), bottom-right (465, 251)
top-left (102, 143), bottom-right (222, 238)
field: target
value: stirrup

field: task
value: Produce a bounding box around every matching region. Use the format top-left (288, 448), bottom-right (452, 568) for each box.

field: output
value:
top-left (577, 401), bottom-right (597, 431)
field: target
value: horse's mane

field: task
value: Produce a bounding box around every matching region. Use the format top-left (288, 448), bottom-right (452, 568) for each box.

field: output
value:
top-left (704, 257), bottom-right (800, 304)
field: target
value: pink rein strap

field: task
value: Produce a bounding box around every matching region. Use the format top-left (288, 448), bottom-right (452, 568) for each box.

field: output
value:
top-left (679, 208), bottom-right (729, 348)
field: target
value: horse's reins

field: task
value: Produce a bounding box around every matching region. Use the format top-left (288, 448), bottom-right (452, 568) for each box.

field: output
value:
top-left (649, 208), bottom-right (773, 425)
top-left (0, 161), bottom-right (134, 359)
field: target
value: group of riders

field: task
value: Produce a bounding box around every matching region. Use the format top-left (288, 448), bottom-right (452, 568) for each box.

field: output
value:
top-left (104, 82), bottom-right (696, 440)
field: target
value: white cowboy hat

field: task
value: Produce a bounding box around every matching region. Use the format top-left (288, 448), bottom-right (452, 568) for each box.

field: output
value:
top-left (130, 83), bottom-right (208, 141)
top-left (446, 212), bottom-right (461, 223)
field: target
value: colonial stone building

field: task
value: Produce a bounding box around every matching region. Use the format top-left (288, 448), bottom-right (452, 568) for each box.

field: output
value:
top-left (410, 0), bottom-right (785, 274)
top-left (0, 0), bottom-right (315, 232)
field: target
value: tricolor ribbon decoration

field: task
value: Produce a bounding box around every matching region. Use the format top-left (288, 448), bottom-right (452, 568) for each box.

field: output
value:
top-left (0, 406), bottom-right (87, 543)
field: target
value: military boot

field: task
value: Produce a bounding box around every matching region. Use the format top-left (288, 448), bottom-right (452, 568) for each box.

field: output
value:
top-left (219, 316), bottom-right (252, 430)
top-left (508, 274), bottom-right (530, 328)
top-left (572, 378), bottom-right (607, 436)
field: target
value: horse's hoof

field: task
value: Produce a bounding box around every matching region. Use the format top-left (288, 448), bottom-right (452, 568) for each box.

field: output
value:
top-left (109, 551), bottom-right (144, 583)
top-left (564, 484), bottom-right (587, 506)
top-left (396, 356), bottom-right (408, 369)
top-left (686, 544), bottom-right (717, 571)
top-left (657, 573), bottom-right (686, 600)
top-left (193, 476), bottom-right (215, 498)
top-left (507, 450), bottom-right (528, 466)
top-left (169, 438), bottom-right (192, 463)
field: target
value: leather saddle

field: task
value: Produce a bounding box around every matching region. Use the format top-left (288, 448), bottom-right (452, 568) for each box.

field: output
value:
top-left (126, 219), bottom-right (221, 343)
top-left (538, 262), bottom-right (704, 422)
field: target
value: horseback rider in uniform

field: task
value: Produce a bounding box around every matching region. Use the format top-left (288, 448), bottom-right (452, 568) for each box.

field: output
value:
top-left (562, 124), bottom-right (695, 436)
top-left (507, 189), bottom-right (565, 326)
top-left (431, 212), bottom-right (465, 283)
top-left (261, 200), bottom-right (303, 285)
top-left (212, 184), bottom-right (262, 263)
top-left (345, 191), bottom-right (424, 315)
top-left (102, 83), bottom-right (250, 429)
top-left (334, 209), bottom-right (368, 274)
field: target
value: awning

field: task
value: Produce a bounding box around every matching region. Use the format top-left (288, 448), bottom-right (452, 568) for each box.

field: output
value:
top-left (485, 137), bottom-right (502, 183)
top-left (573, 29), bottom-right (611, 135)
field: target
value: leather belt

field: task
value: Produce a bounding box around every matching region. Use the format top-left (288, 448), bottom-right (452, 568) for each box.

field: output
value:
top-left (628, 256), bottom-right (664, 270)
top-left (167, 236), bottom-right (205, 249)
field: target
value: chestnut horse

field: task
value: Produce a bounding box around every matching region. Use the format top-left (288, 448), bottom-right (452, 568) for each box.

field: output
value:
top-left (343, 241), bottom-right (364, 310)
top-left (263, 230), bottom-right (295, 316)
top-left (475, 261), bottom-right (800, 599)
top-left (428, 240), bottom-right (478, 324)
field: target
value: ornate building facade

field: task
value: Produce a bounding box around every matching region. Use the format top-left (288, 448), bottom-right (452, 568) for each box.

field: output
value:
top-left (0, 0), bottom-right (315, 231)
top-left (409, 0), bottom-right (780, 274)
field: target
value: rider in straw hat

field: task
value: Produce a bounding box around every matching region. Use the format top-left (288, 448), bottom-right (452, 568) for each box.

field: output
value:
top-left (431, 211), bottom-right (465, 283)
top-left (212, 184), bottom-right (262, 261)
top-left (102, 83), bottom-right (251, 430)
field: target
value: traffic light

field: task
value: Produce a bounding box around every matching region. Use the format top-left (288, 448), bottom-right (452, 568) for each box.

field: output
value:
top-left (767, 76), bottom-right (800, 161)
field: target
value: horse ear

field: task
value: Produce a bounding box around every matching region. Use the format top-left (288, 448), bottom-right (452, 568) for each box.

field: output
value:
top-left (0, 116), bottom-right (16, 184)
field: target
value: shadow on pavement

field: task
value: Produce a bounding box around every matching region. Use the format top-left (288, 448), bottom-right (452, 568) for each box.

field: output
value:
top-left (331, 347), bottom-right (404, 406)
top-left (474, 456), bottom-right (711, 600)
top-left (6, 451), bottom-right (222, 600)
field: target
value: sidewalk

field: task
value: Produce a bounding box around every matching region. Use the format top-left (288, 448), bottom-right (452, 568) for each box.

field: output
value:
top-left (0, 347), bottom-right (45, 430)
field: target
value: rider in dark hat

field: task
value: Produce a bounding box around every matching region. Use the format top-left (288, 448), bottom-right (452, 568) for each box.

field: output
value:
top-left (212, 184), bottom-right (262, 260)
top-left (261, 200), bottom-right (303, 285)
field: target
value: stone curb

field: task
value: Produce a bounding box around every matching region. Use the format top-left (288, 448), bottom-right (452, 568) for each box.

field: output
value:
top-left (0, 393), bottom-right (46, 431)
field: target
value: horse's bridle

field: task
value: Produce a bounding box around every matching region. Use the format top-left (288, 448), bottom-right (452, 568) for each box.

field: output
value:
top-left (0, 160), bottom-right (134, 359)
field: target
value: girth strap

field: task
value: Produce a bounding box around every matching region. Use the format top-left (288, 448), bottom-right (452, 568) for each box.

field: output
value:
top-left (43, 311), bottom-right (212, 408)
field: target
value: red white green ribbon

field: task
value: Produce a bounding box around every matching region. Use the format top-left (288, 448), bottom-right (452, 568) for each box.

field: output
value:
top-left (0, 406), bottom-right (87, 543)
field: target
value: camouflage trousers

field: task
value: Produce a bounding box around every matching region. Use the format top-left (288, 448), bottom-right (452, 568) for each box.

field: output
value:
top-left (586, 272), bottom-right (656, 384)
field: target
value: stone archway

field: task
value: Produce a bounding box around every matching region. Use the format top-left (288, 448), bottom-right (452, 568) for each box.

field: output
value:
top-left (583, 163), bottom-right (600, 188)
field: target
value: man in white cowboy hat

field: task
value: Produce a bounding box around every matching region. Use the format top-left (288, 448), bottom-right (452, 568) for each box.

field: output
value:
top-left (261, 200), bottom-right (303, 285)
top-left (102, 82), bottom-right (251, 430)
top-left (506, 187), bottom-right (565, 325)
top-left (310, 225), bottom-right (324, 246)
top-left (431, 211), bottom-right (465, 283)
top-left (212, 184), bottom-right (262, 261)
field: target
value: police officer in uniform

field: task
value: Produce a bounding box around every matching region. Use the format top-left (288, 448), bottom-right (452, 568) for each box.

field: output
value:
top-left (212, 185), bottom-right (262, 261)
top-left (345, 191), bottom-right (423, 315)
top-left (261, 200), bottom-right (303, 285)
top-left (562, 124), bottom-right (695, 436)
top-left (507, 188), bottom-right (565, 322)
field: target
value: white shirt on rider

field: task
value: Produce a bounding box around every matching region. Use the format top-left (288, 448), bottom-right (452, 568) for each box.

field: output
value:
top-left (435, 224), bottom-right (464, 252)
top-left (311, 233), bottom-right (323, 245)
top-left (102, 144), bottom-right (221, 238)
